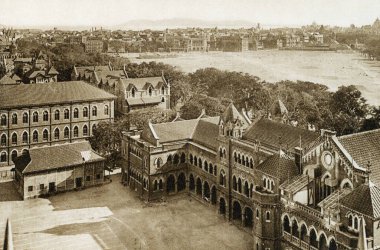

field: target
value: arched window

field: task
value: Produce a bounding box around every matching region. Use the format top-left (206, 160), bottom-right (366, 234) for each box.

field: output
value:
top-left (54, 110), bottom-right (60, 120)
top-left (161, 97), bottom-right (165, 103)
top-left (64, 109), bottom-right (69, 119)
top-left (92, 124), bottom-right (96, 135)
top-left (266, 211), bottom-right (271, 221)
top-left (22, 131), bottom-right (28, 144)
top-left (43, 111), bottom-right (49, 121)
top-left (32, 130), bottom-right (38, 143)
top-left (354, 217), bottom-right (359, 230)
top-left (0, 134), bottom-right (6, 146)
top-left (83, 125), bottom-right (88, 136)
top-left (11, 150), bottom-right (17, 161)
top-left (0, 152), bottom-right (6, 162)
top-left (11, 113), bottom-right (17, 124)
top-left (0, 114), bottom-right (6, 126)
top-left (23, 112), bottom-right (28, 123)
top-left (194, 156), bottom-right (198, 166)
top-left (348, 214), bottom-right (353, 228)
top-left (104, 105), bottom-right (109, 115)
top-left (64, 127), bottom-right (70, 139)
top-left (11, 133), bottom-right (17, 145)
top-left (73, 108), bottom-right (79, 118)
top-left (83, 107), bottom-right (88, 117)
top-left (32, 111), bottom-right (38, 122)
top-left (161, 86), bottom-right (165, 94)
top-left (73, 126), bottom-right (79, 137)
top-left (92, 106), bottom-right (97, 116)
top-left (148, 87), bottom-right (152, 96)
top-left (43, 129), bottom-right (49, 141)
top-left (189, 154), bottom-right (193, 164)
top-left (256, 209), bottom-right (260, 218)
top-left (54, 128), bottom-right (60, 140)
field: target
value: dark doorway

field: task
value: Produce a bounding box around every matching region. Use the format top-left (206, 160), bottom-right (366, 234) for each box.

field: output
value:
top-left (196, 178), bottom-right (202, 196)
top-left (49, 182), bottom-right (56, 193)
top-left (232, 201), bottom-right (242, 221)
top-left (177, 173), bottom-right (186, 192)
top-left (211, 186), bottom-right (217, 205)
top-left (219, 198), bottom-right (226, 215)
top-left (167, 175), bottom-right (175, 193)
top-left (76, 177), bottom-right (83, 188)
top-left (203, 181), bottom-right (210, 200)
top-left (244, 207), bottom-right (253, 228)
top-left (189, 174), bottom-right (195, 191)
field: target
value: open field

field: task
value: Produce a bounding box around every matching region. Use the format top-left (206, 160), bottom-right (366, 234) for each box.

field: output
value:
top-left (0, 175), bottom-right (252, 250)
top-left (129, 50), bottom-right (380, 105)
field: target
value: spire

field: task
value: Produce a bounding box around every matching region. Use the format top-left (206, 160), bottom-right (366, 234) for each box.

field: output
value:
top-left (357, 216), bottom-right (367, 250)
top-left (3, 218), bottom-right (13, 250)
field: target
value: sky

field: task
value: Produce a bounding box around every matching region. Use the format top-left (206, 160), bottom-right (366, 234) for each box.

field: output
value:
top-left (0, 0), bottom-right (379, 28)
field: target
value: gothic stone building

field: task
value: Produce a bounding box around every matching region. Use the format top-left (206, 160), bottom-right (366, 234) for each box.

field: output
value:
top-left (14, 141), bottom-right (105, 199)
top-left (0, 81), bottom-right (115, 179)
top-left (122, 103), bottom-right (380, 250)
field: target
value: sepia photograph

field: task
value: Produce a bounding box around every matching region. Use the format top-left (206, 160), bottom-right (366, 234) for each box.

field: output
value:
top-left (1, 0), bottom-right (380, 249)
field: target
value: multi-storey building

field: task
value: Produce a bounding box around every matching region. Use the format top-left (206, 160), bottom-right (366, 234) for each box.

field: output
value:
top-left (0, 81), bottom-right (116, 179)
top-left (115, 73), bottom-right (170, 114)
top-left (121, 103), bottom-right (380, 250)
top-left (84, 39), bottom-right (104, 53)
top-left (72, 64), bottom-right (170, 114)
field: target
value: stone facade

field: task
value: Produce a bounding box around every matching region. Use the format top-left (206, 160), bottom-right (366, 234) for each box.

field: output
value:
top-left (121, 103), bottom-right (380, 250)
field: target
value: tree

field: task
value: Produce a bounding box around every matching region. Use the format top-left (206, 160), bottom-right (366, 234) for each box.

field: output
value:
top-left (123, 107), bottom-right (176, 130)
top-left (329, 85), bottom-right (368, 135)
top-left (180, 94), bottom-right (227, 120)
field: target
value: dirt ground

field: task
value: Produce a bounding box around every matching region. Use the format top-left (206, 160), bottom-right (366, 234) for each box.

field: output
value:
top-left (0, 174), bottom-right (253, 250)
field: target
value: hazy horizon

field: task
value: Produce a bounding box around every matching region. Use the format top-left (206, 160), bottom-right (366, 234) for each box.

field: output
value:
top-left (0, 0), bottom-right (379, 30)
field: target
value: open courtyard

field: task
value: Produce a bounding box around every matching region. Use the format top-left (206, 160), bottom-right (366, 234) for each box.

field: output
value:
top-left (0, 174), bottom-right (253, 250)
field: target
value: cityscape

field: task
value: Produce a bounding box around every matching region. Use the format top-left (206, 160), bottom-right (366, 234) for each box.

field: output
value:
top-left (1, 0), bottom-right (380, 249)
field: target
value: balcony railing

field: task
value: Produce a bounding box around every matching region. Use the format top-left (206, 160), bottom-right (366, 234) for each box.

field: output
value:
top-left (300, 240), bottom-right (309, 250)
top-left (293, 202), bottom-right (323, 220)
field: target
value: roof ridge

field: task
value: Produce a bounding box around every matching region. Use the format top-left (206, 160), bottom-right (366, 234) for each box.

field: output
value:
top-left (339, 128), bottom-right (380, 139)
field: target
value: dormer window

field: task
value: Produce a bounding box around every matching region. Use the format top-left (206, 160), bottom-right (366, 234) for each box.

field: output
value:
top-left (161, 86), bottom-right (165, 94)
top-left (148, 87), bottom-right (153, 96)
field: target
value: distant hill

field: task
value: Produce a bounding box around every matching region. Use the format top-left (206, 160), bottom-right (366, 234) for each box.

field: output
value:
top-left (111, 18), bottom-right (257, 30)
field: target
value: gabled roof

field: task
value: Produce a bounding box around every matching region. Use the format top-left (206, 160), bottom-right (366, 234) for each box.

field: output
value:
top-left (341, 183), bottom-right (380, 219)
top-left (25, 70), bottom-right (46, 79)
top-left (221, 103), bottom-right (249, 125)
top-left (120, 76), bottom-right (166, 91)
top-left (145, 116), bottom-right (220, 149)
top-left (339, 129), bottom-right (380, 184)
top-left (242, 118), bottom-right (319, 153)
top-left (11, 74), bottom-right (21, 81)
top-left (256, 154), bottom-right (299, 183)
top-left (0, 81), bottom-right (116, 109)
top-left (0, 75), bottom-right (17, 85)
top-left (14, 141), bottom-right (104, 174)
top-left (47, 66), bottom-right (59, 75)
top-left (192, 117), bottom-right (220, 150)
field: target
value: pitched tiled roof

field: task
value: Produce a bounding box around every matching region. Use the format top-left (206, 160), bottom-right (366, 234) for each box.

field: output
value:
top-left (222, 103), bottom-right (249, 125)
top-left (256, 154), bottom-right (299, 183)
top-left (192, 119), bottom-right (220, 150)
top-left (121, 77), bottom-right (166, 90)
top-left (147, 116), bottom-right (220, 147)
top-left (47, 66), bottom-right (59, 75)
top-left (0, 81), bottom-right (116, 109)
top-left (14, 141), bottom-right (104, 174)
top-left (94, 70), bottom-right (124, 84)
top-left (0, 75), bottom-right (17, 85)
top-left (338, 129), bottom-right (380, 185)
top-left (25, 69), bottom-right (46, 78)
top-left (341, 183), bottom-right (380, 219)
top-left (150, 119), bottom-right (199, 143)
top-left (242, 118), bottom-right (319, 153)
